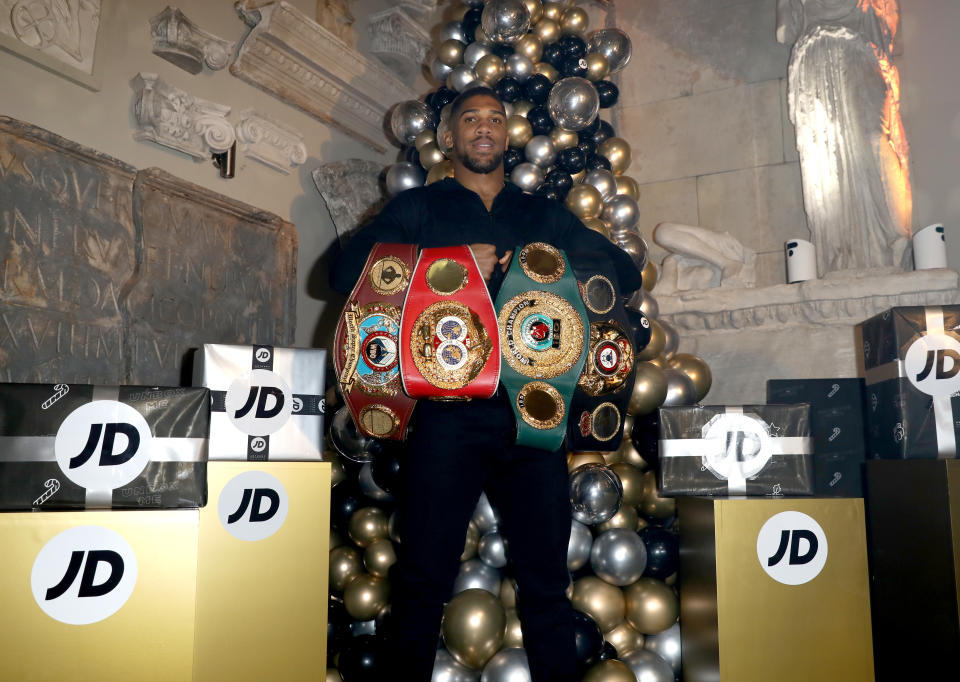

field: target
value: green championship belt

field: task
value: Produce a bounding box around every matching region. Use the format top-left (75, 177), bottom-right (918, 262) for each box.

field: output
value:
top-left (495, 242), bottom-right (589, 451)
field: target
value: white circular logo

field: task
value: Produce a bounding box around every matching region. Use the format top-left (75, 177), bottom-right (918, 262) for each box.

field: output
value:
top-left (292, 396), bottom-right (303, 413)
top-left (255, 347), bottom-right (272, 364)
top-left (701, 413), bottom-right (773, 482)
top-left (225, 369), bottom-right (293, 436)
top-left (218, 471), bottom-right (289, 542)
top-left (54, 401), bottom-right (152, 491)
top-left (756, 511), bottom-right (828, 585)
top-left (31, 526), bottom-right (138, 624)
top-left (640, 316), bottom-right (650, 329)
top-left (904, 333), bottom-right (960, 397)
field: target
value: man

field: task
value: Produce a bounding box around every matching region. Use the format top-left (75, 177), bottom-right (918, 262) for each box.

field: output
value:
top-left (330, 87), bottom-right (641, 681)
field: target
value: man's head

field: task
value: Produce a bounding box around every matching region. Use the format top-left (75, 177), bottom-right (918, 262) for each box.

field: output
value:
top-left (443, 87), bottom-right (509, 176)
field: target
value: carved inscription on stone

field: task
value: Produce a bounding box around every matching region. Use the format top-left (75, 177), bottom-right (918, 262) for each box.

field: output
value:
top-left (0, 116), bottom-right (134, 383)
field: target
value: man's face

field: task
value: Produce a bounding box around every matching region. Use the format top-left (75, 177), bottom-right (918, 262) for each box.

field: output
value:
top-left (445, 94), bottom-right (508, 175)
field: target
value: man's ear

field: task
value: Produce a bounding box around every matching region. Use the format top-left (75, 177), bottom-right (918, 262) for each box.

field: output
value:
top-left (443, 125), bottom-right (453, 151)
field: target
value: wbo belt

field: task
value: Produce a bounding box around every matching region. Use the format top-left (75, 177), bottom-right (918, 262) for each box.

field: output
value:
top-left (495, 242), bottom-right (589, 451)
top-left (335, 242), bottom-right (417, 440)
top-left (567, 251), bottom-right (636, 452)
top-left (400, 246), bottom-right (500, 400)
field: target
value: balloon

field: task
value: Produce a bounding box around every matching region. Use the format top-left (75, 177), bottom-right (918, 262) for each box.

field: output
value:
top-left (661, 367), bottom-right (697, 407)
top-left (596, 80), bottom-right (619, 108)
top-left (659, 319), bottom-right (678, 359)
top-left (417, 142), bottom-right (446, 171)
top-left (522, 0), bottom-right (543, 24)
top-left (526, 105), bottom-right (554, 135)
top-left (615, 175), bottom-right (640, 201)
top-left (331, 481), bottom-right (365, 530)
top-left (507, 114), bottom-right (534, 148)
top-left (603, 195), bottom-right (639, 230)
top-left (427, 160), bottom-right (455, 185)
top-left (585, 52), bottom-right (610, 82)
top-left (475, 25), bottom-right (495, 47)
top-left (364, 538), bottom-right (397, 578)
top-left (639, 470), bottom-right (676, 520)
top-left (559, 34), bottom-right (587, 59)
top-left (328, 596), bottom-right (351, 660)
top-left (587, 28), bottom-right (633, 73)
top-left (550, 126), bottom-right (578, 150)
top-left (358, 462), bottom-right (393, 503)
top-left (496, 76), bottom-right (522, 103)
top-left (337, 634), bottom-right (385, 682)
top-left (573, 611), bottom-right (605, 670)
top-left (464, 41), bottom-right (493, 69)
top-left (594, 504), bottom-right (639, 534)
top-left (449, 64), bottom-right (480, 91)
top-left (545, 169), bottom-right (573, 198)
top-left (462, 6), bottom-right (484, 39)
top-left (476, 54), bottom-right (506, 84)
top-left (533, 18), bottom-right (561, 45)
top-left (614, 422), bottom-right (652, 472)
top-left (615, 232), bottom-right (648, 272)
top-left (547, 77), bottom-right (599, 131)
top-left (640, 527), bottom-right (679, 580)
top-left (478, 531), bottom-right (508, 568)
top-left (591, 120), bottom-right (615, 145)
top-left (515, 34), bottom-right (544, 62)
top-left (505, 54), bottom-right (535, 83)
top-left (415, 128), bottom-right (438, 151)
top-left (585, 153), bottom-right (611, 172)
top-left (621, 649), bottom-right (674, 682)
top-left (584, 169), bottom-right (617, 201)
top-left (537, 185), bottom-right (560, 201)
top-left (433, 648), bottom-right (481, 682)
top-left (590, 528), bottom-right (648, 586)
top-left (480, 648), bottom-right (531, 682)
top-left (641, 260), bottom-right (659, 292)
top-left (442, 589), bottom-right (507, 670)
top-left (441, 20), bottom-right (468, 44)
top-left (439, 39), bottom-right (467, 67)
top-left (597, 137), bottom-right (631, 175)
top-left (325, 450), bottom-right (346, 488)
top-left (349, 507), bottom-right (389, 547)
top-left (522, 73), bottom-right (552, 104)
top-left (560, 6), bottom-right (589, 35)
top-left (571, 576), bottom-right (626, 632)
top-left (504, 148), bottom-right (524, 173)
top-left (568, 518), bottom-right (594, 571)
top-left (500, 577), bottom-right (518, 609)
top-left (391, 100), bottom-right (435, 146)
top-left (329, 546), bottom-right (363, 593)
top-left (330, 406), bottom-right (381, 463)
top-left (502, 608), bottom-right (524, 648)
top-left (344, 573), bottom-right (390, 621)
top-left (558, 146), bottom-right (586, 173)
top-left (570, 463), bottom-right (623, 525)
top-left (541, 1), bottom-right (562, 21)
top-left (611, 462), bottom-right (645, 508)
top-left (598, 642), bottom-right (618, 662)
top-left (668, 352), bottom-right (712, 402)
top-left (481, 0), bottom-right (532, 44)
top-left (644, 623), bottom-right (682, 676)
top-left (603, 621), bottom-right (645, 657)
top-left (627, 362), bottom-right (667, 416)
top-left (582, 217), bottom-right (610, 238)
top-left (511, 162), bottom-right (544, 192)
top-left (432, 57), bottom-right (456, 86)
top-left (524, 135), bottom-right (556, 167)
top-left (533, 61), bottom-right (559, 82)
top-left (582, 660), bottom-right (636, 682)
top-left (560, 54), bottom-right (588, 78)
top-left (634, 321), bottom-right (664, 364)
top-left (628, 412), bottom-right (660, 473)
top-left (541, 40), bottom-right (563, 67)
top-left (453, 558), bottom-right (502, 596)
top-left (565, 183), bottom-right (603, 220)
top-left (472, 492), bottom-right (500, 535)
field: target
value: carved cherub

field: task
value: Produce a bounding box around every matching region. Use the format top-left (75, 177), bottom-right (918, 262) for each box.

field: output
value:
top-left (316, 0), bottom-right (355, 47)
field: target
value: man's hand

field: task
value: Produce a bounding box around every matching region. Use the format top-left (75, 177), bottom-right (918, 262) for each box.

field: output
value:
top-left (470, 244), bottom-right (513, 281)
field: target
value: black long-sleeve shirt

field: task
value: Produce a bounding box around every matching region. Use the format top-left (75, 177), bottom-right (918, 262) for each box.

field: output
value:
top-left (329, 177), bottom-right (643, 298)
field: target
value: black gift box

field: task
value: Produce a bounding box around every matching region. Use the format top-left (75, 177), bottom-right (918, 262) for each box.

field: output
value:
top-left (767, 378), bottom-right (867, 496)
top-left (0, 384), bottom-right (209, 510)
top-left (658, 404), bottom-right (813, 496)
top-left (858, 306), bottom-right (960, 459)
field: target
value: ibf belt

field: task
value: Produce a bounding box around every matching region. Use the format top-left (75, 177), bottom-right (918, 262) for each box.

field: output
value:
top-left (495, 242), bottom-right (589, 451)
top-left (400, 246), bottom-right (500, 400)
top-left (334, 243), bottom-right (417, 440)
top-left (567, 251), bottom-right (637, 452)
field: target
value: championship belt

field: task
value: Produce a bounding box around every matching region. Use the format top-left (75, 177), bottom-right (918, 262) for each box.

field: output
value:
top-left (334, 243), bottom-right (417, 440)
top-left (495, 242), bottom-right (589, 451)
top-left (567, 252), bottom-right (637, 451)
top-left (399, 246), bottom-right (500, 400)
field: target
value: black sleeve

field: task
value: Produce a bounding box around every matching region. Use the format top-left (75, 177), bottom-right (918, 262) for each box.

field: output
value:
top-left (328, 190), bottom-right (423, 295)
top-left (554, 208), bottom-right (644, 294)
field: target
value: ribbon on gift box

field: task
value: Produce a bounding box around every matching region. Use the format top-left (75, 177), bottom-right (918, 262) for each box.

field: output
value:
top-left (659, 407), bottom-right (812, 494)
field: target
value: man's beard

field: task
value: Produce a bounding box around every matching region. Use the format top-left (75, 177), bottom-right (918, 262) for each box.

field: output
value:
top-left (459, 147), bottom-right (503, 174)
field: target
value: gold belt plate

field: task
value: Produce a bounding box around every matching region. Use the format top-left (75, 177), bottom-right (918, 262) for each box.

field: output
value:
top-left (498, 291), bottom-right (585, 379)
top-left (410, 300), bottom-right (493, 390)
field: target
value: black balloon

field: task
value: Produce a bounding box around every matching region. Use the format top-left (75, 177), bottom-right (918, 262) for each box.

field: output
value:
top-left (496, 77), bottom-right (522, 103)
top-left (582, 116), bottom-right (601, 137)
top-left (561, 55), bottom-right (588, 78)
top-left (598, 641), bottom-right (619, 661)
top-left (404, 147), bottom-right (421, 166)
top-left (461, 8), bottom-right (482, 42)
top-left (431, 87), bottom-right (457, 114)
top-left (371, 443), bottom-right (403, 495)
top-left (576, 138), bottom-right (596, 158)
top-left (527, 106), bottom-right (554, 135)
top-left (640, 527), bottom-right (680, 579)
top-left (536, 185), bottom-right (560, 202)
top-left (545, 169), bottom-right (574, 198)
top-left (493, 43), bottom-right (515, 61)
top-left (524, 74), bottom-right (552, 104)
top-left (331, 481), bottom-right (364, 529)
top-left (542, 42), bottom-right (564, 67)
top-left (630, 411), bottom-right (661, 471)
top-left (592, 120), bottom-right (615, 145)
top-left (559, 35), bottom-right (588, 59)
top-left (625, 308), bottom-right (652, 352)
top-left (504, 148), bottom-right (524, 173)
top-left (585, 153), bottom-right (611, 171)
top-left (573, 611), bottom-right (605, 671)
top-left (558, 147), bottom-right (586, 174)
top-left (337, 635), bottom-right (385, 682)
top-left (596, 80), bottom-right (620, 108)
top-left (328, 597), bottom-right (351, 662)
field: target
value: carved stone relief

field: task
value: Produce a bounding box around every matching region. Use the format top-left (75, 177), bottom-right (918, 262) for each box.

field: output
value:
top-left (315, 0), bottom-right (355, 48)
top-left (149, 6), bottom-right (235, 74)
top-left (0, 0), bottom-right (102, 79)
top-left (235, 110), bottom-right (307, 174)
top-left (368, 7), bottom-right (430, 82)
top-left (312, 159), bottom-right (384, 245)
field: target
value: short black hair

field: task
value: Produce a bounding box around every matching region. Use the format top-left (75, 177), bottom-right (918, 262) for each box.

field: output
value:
top-left (448, 86), bottom-right (505, 124)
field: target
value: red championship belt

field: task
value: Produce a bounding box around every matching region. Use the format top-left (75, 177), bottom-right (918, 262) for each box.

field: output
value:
top-left (400, 246), bottom-right (500, 400)
top-left (334, 243), bottom-right (418, 440)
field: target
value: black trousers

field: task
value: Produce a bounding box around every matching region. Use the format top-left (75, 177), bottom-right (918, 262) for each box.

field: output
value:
top-left (386, 394), bottom-right (579, 681)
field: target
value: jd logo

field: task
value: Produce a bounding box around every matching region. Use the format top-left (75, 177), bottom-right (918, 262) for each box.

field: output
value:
top-left (756, 511), bottom-right (828, 585)
top-left (31, 526), bottom-right (138, 625)
top-left (905, 333), bottom-right (960, 397)
top-left (54, 402), bottom-right (152, 491)
top-left (702, 412), bottom-right (773, 482)
top-left (225, 369), bottom-right (293, 436)
top-left (218, 471), bottom-right (289, 541)
top-left (255, 347), bottom-right (272, 364)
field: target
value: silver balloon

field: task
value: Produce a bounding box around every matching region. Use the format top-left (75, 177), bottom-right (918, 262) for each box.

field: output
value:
top-left (615, 232), bottom-right (649, 271)
top-left (567, 519), bottom-right (593, 571)
top-left (481, 0), bottom-right (532, 44)
top-left (662, 368), bottom-right (698, 407)
top-left (453, 558), bottom-right (502, 596)
top-left (603, 195), bottom-right (640, 231)
top-left (440, 20), bottom-right (468, 43)
top-left (480, 648), bottom-right (532, 682)
top-left (478, 531), bottom-right (508, 568)
top-left (626, 287), bottom-right (658, 318)
top-left (464, 42), bottom-right (493, 69)
top-left (590, 528), bottom-right (647, 587)
top-left (386, 162), bottom-right (426, 196)
top-left (506, 54), bottom-right (535, 82)
top-left (432, 57), bottom-right (455, 86)
top-left (547, 77), bottom-right (599, 131)
top-left (391, 100), bottom-right (436, 146)
top-left (644, 623), bottom-right (682, 676)
top-left (449, 64), bottom-right (479, 92)
top-left (358, 462), bottom-right (393, 502)
top-left (510, 162), bottom-right (544, 193)
top-left (621, 649), bottom-right (674, 682)
top-left (570, 463), bottom-right (623, 526)
top-left (524, 135), bottom-right (557, 167)
top-left (659, 319), bottom-right (679, 359)
top-left (584, 169), bottom-right (617, 202)
top-left (433, 648), bottom-right (481, 682)
top-left (329, 406), bottom-right (378, 463)
top-left (587, 28), bottom-right (633, 74)
top-left (472, 492), bottom-right (500, 535)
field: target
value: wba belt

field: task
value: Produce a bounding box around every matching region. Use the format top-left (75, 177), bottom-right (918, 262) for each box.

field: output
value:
top-left (335, 243), bottom-right (417, 440)
top-left (495, 242), bottom-right (589, 451)
top-left (400, 246), bottom-right (500, 400)
top-left (567, 251), bottom-right (637, 452)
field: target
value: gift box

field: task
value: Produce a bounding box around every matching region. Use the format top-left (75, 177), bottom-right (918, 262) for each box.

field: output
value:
top-left (767, 378), bottom-right (868, 496)
top-left (194, 344), bottom-right (326, 461)
top-left (858, 306), bottom-right (960, 459)
top-left (658, 404), bottom-right (813, 496)
top-left (0, 384), bottom-right (208, 510)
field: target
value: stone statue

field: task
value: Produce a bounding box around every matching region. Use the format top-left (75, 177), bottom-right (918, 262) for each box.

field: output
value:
top-left (312, 159), bottom-right (385, 245)
top-left (777, 0), bottom-right (912, 276)
top-left (316, 0), bottom-right (355, 47)
top-left (653, 222), bottom-right (757, 294)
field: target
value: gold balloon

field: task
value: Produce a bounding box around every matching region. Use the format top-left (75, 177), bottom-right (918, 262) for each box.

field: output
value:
top-left (542, 1), bottom-right (563, 21)
top-left (363, 538), bottom-right (396, 578)
top-left (324, 449), bottom-right (346, 488)
top-left (635, 319), bottom-right (665, 362)
top-left (348, 506), bottom-right (389, 547)
top-left (611, 462), bottom-right (645, 508)
top-left (565, 183), bottom-right (603, 219)
top-left (639, 470), bottom-right (675, 520)
top-left (665, 573), bottom-right (677, 586)
top-left (438, 38), bottom-right (465, 67)
top-left (523, 0), bottom-right (543, 24)
top-left (533, 18), bottom-right (561, 45)
top-left (636, 516), bottom-right (649, 532)
top-left (343, 573), bottom-right (391, 621)
top-left (595, 504), bottom-right (639, 533)
top-left (627, 361), bottom-right (667, 416)
top-left (515, 34), bottom-right (543, 63)
top-left (601, 450), bottom-right (621, 466)
top-left (476, 54), bottom-right (505, 84)
top-left (603, 621), bottom-right (645, 656)
top-left (513, 99), bottom-right (535, 118)
top-left (647, 355), bottom-right (667, 368)
top-left (507, 114), bottom-right (534, 148)
top-left (419, 142), bottom-right (447, 170)
top-left (582, 216), bottom-right (610, 238)
top-left (641, 259), bottom-right (659, 292)
top-left (441, 589), bottom-right (507, 670)
top-left (550, 126), bottom-right (578, 150)
top-left (475, 25), bottom-right (494, 46)
top-left (571, 576), bottom-right (626, 632)
top-left (615, 175), bottom-right (640, 200)
top-left (329, 546), bottom-right (363, 593)
top-left (668, 352), bottom-right (713, 402)
top-left (414, 128), bottom-right (437, 151)
top-left (585, 52), bottom-right (610, 82)
top-left (582, 660), bottom-right (638, 682)
top-left (623, 578), bottom-right (679, 634)
top-left (560, 7), bottom-right (589, 35)
top-left (460, 521), bottom-right (480, 562)
top-left (598, 137), bottom-right (632, 175)
top-left (568, 451), bottom-right (606, 472)
top-left (533, 61), bottom-right (560, 82)
top-left (571, 169), bottom-right (586, 183)
top-left (427, 159), bottom-right (454, 184)
top-left (500, 577), bottom-right (518, 609)
top-left (503, 608), bottom-right (524, 648)
top-left (614, 433), bottom-right (650, 471)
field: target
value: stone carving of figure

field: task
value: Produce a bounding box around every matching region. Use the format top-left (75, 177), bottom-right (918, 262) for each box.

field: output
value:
top-left (316, 0), bottom-right (355, 47)
top-left (777, 0), bottom-right (912, 275)
top-left (653, 222), bottom-right (757, 294)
